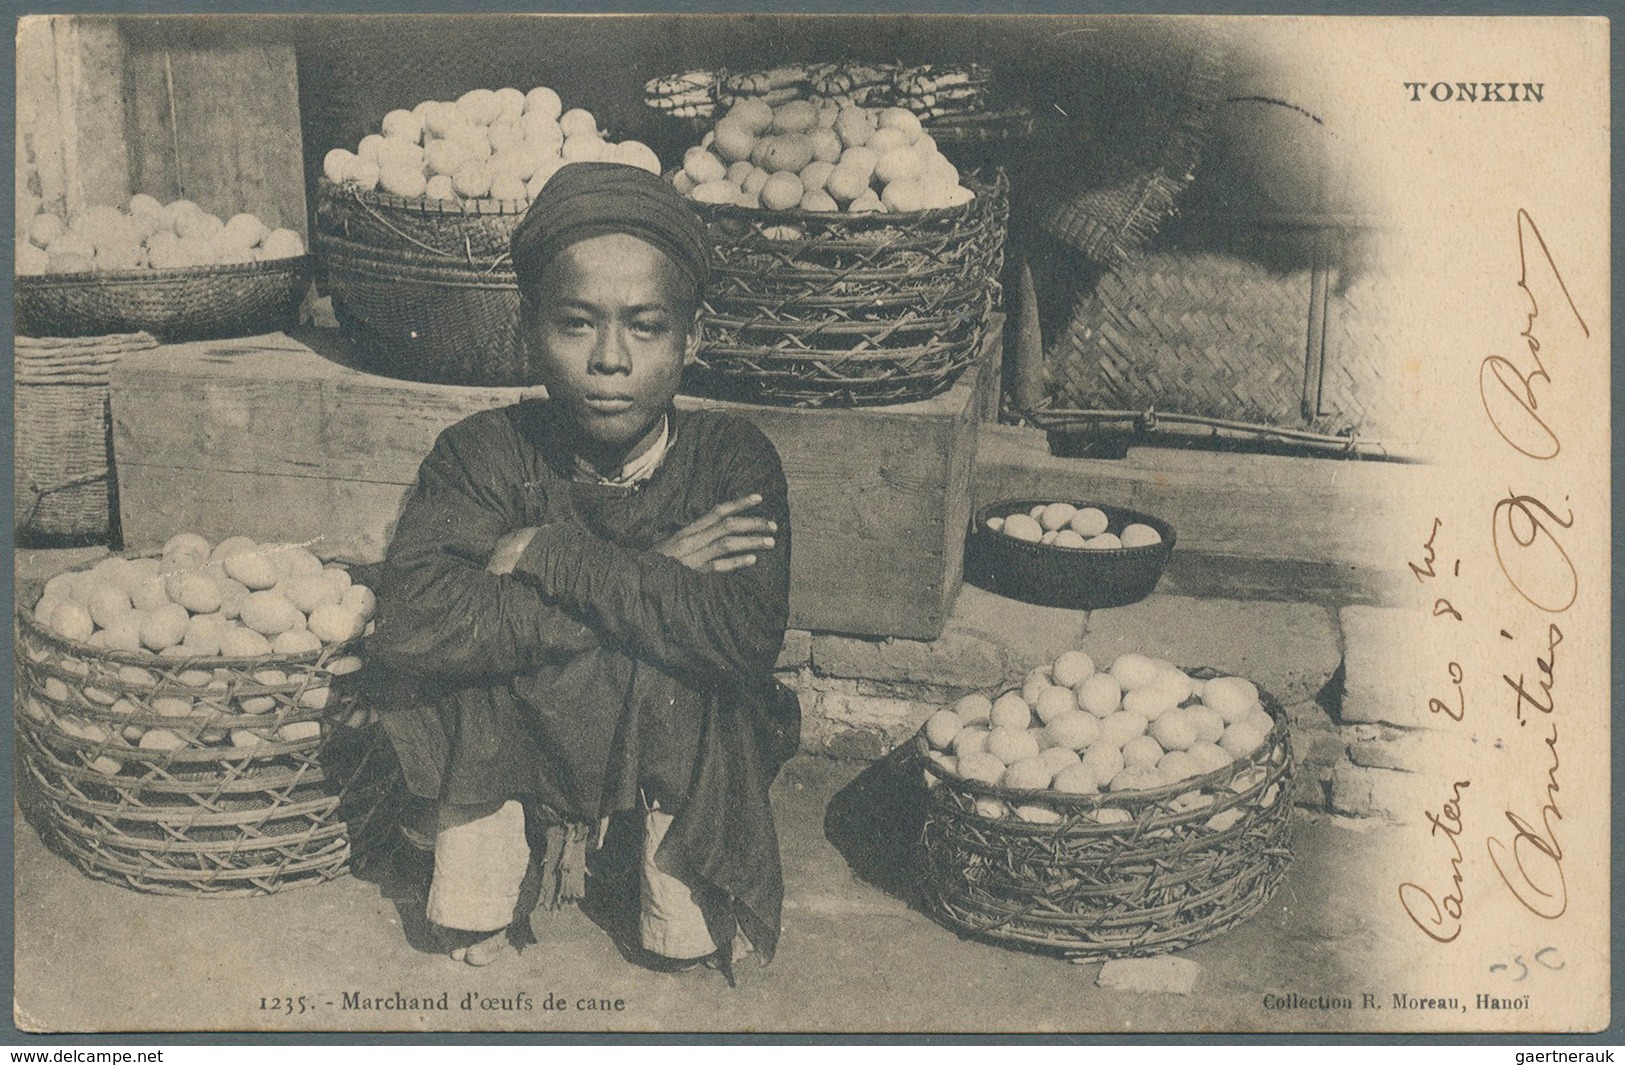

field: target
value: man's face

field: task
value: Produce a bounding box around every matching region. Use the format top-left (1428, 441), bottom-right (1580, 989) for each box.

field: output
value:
top-left (524, 232), bottom-right (698, 455)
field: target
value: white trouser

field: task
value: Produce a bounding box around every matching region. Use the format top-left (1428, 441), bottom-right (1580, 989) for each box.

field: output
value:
top-left (638, 803), bottom-right (719, 961)
top-left (426, 800), bottom-right (531, 933)
top-left (426, 799), bottom-right (717, 959)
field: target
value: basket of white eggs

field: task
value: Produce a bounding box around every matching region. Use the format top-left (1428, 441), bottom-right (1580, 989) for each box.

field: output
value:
top-left (655, 94), bottom-right (1008, 407)
top-left (913, 649), bottom-right (1294, 961)
top-left (15, 196), bottom-right (310, 341)
top-left (965, 499), bottom-right (1176, 610)
top-left (314, 86), bottom-right (664, 266)
top-left (13, 533), bottom-right (403, 896)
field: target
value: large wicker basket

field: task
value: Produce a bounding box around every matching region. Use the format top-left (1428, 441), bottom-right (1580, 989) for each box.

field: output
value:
top-left (916, 668), bottom-right (1293, 961)
top-left (15, 333), bottom-right (158, 544)
top-left (15, 570), bottom-right (402, 896)
top-left (315, 232), bottom-right (531, 387)
top-left (15, 257), bottom-right (312, 342)
top-left (686, 169), bottom-right (1009, 407)
top-left (314, 177), bottom-right (523, 266)
top-left (312, 170), bottom-right (1008, 400)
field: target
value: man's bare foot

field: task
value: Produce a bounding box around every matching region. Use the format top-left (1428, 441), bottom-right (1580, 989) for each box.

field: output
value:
top-left (461, 930), bottom-right (511, 967)
top-left (441, 928), bottom-right (510, 966)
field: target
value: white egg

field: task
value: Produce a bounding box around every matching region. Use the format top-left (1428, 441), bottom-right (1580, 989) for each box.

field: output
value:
top-left (1121, 523), bottom-right (1163, 548)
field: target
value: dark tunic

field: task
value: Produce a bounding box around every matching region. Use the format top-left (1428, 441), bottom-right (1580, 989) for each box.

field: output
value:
top-left (366, 400), bottom-right (799, 960)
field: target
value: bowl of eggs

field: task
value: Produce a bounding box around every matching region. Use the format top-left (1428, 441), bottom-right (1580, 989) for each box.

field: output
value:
top-left (964, 499), bottom-right (1176, 610)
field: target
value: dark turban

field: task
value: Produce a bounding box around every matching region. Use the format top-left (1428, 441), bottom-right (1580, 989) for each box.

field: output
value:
top-left (510, 161), bottom-right (711, 296)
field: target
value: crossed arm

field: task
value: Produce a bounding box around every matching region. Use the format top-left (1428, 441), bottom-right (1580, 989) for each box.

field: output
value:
top-left (368, 416), bottom-right (789, 686)
top-left (487, 493), bottom-right (777, 578)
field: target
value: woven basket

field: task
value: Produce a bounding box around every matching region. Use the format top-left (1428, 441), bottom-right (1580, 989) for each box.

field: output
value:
top-left (1035, 25), bottom-right (1232, 267)
top-left (916, 669), bottom-right (1293, 961)
top-left (662, 108), bottom-right (1040, 153)
top-left (14, 573), bottom-right (402, 896)
top-left (15, 257), bottom-right (312, 342)
top-left (313, 177), bottom-right (524, 267)
top-left (15, 333), bottom-right (159, 544)
top-left (316, 232), bottom-right (533, 387)
top-left (686, 169), bottom-right (1009, 407)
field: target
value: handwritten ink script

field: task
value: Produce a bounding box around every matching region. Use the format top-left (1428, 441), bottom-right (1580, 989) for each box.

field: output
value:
top-left (1399, 780), bottom-right (1471, 942)
top-left (1489, 946), bottom-right (1565, 982)
top-left (1478, 209), bottom-right (1590, 460)
top-left (1399, 210), bottom-right (1587, 944)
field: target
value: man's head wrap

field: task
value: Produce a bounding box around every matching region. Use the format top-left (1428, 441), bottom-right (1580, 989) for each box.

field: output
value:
top-left (510, 162), bottom-right (711, 299)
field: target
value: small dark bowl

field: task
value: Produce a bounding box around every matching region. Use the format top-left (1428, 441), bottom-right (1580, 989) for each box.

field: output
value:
top-left (964, 499), bottom-right (1176, 610)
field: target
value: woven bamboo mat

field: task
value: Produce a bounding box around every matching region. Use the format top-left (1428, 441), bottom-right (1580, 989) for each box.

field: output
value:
top-left (1043, 251), bottom-right (1409, 444)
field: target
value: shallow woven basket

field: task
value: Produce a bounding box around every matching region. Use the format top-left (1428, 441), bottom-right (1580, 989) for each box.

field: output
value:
top-left (313, 177), bottom-right (525, 267)
top-left (916, 668), bottom-right (1293, 961)
top-left (965, 499), bottom-right (1176, 611)
top-left (14, 572), bottom-right (402, 897)
top-left (15, 257), bottom-right (312, 342)
top-left (315, 232), bottom-right (532, 387)
top-left (685, 168), bottom-right (1009, 407)
top-left (15, 333), bottom-right (158, 543)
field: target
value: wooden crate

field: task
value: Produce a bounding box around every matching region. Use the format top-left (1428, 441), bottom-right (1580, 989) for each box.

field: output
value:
top-left (110, 329), bottom-right (997, 640)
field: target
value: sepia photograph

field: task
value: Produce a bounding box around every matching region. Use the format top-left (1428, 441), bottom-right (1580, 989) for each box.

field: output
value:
top-left (9, 11), bottom-right (1611, 1037)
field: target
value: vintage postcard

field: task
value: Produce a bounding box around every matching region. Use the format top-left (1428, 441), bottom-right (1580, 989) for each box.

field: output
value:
top-left (10, 13), bottom-right (1611, 1036)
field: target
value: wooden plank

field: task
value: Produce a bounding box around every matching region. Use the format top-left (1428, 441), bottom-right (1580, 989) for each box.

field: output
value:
top-left (112, 332), bottom-right (982, 640)
top-left (65, 18), bottom-right (132, 212)
top-left (1158, 550), bottom-right (1406, 610)
top-left (972, 322), bottom-right (1004, 424)
top-left (1303, 234), bottom-right (1330, 421)
top-left (974, 423), bottom-right (1421, 573)
top-left (686, 386), bottom-right (975, 639)
top-left (120, 34), bottom-right (179, 206)
top-left (123, 33), bottom-right (307, 233)
top-left (16, 18), bottom-right (64, 219)
top-left (110, 333), bottom-right (542, 485)
top-left (111, 331), bottom-right (977, 477)
top-left (1008, 258), bottom-right (1045, 414)
top-left (942, 384), bottom-right (977, 621)
top-left (15, 16), bottom-right (132, 221)
top-left (115, 465), bottom-right (412, 566)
